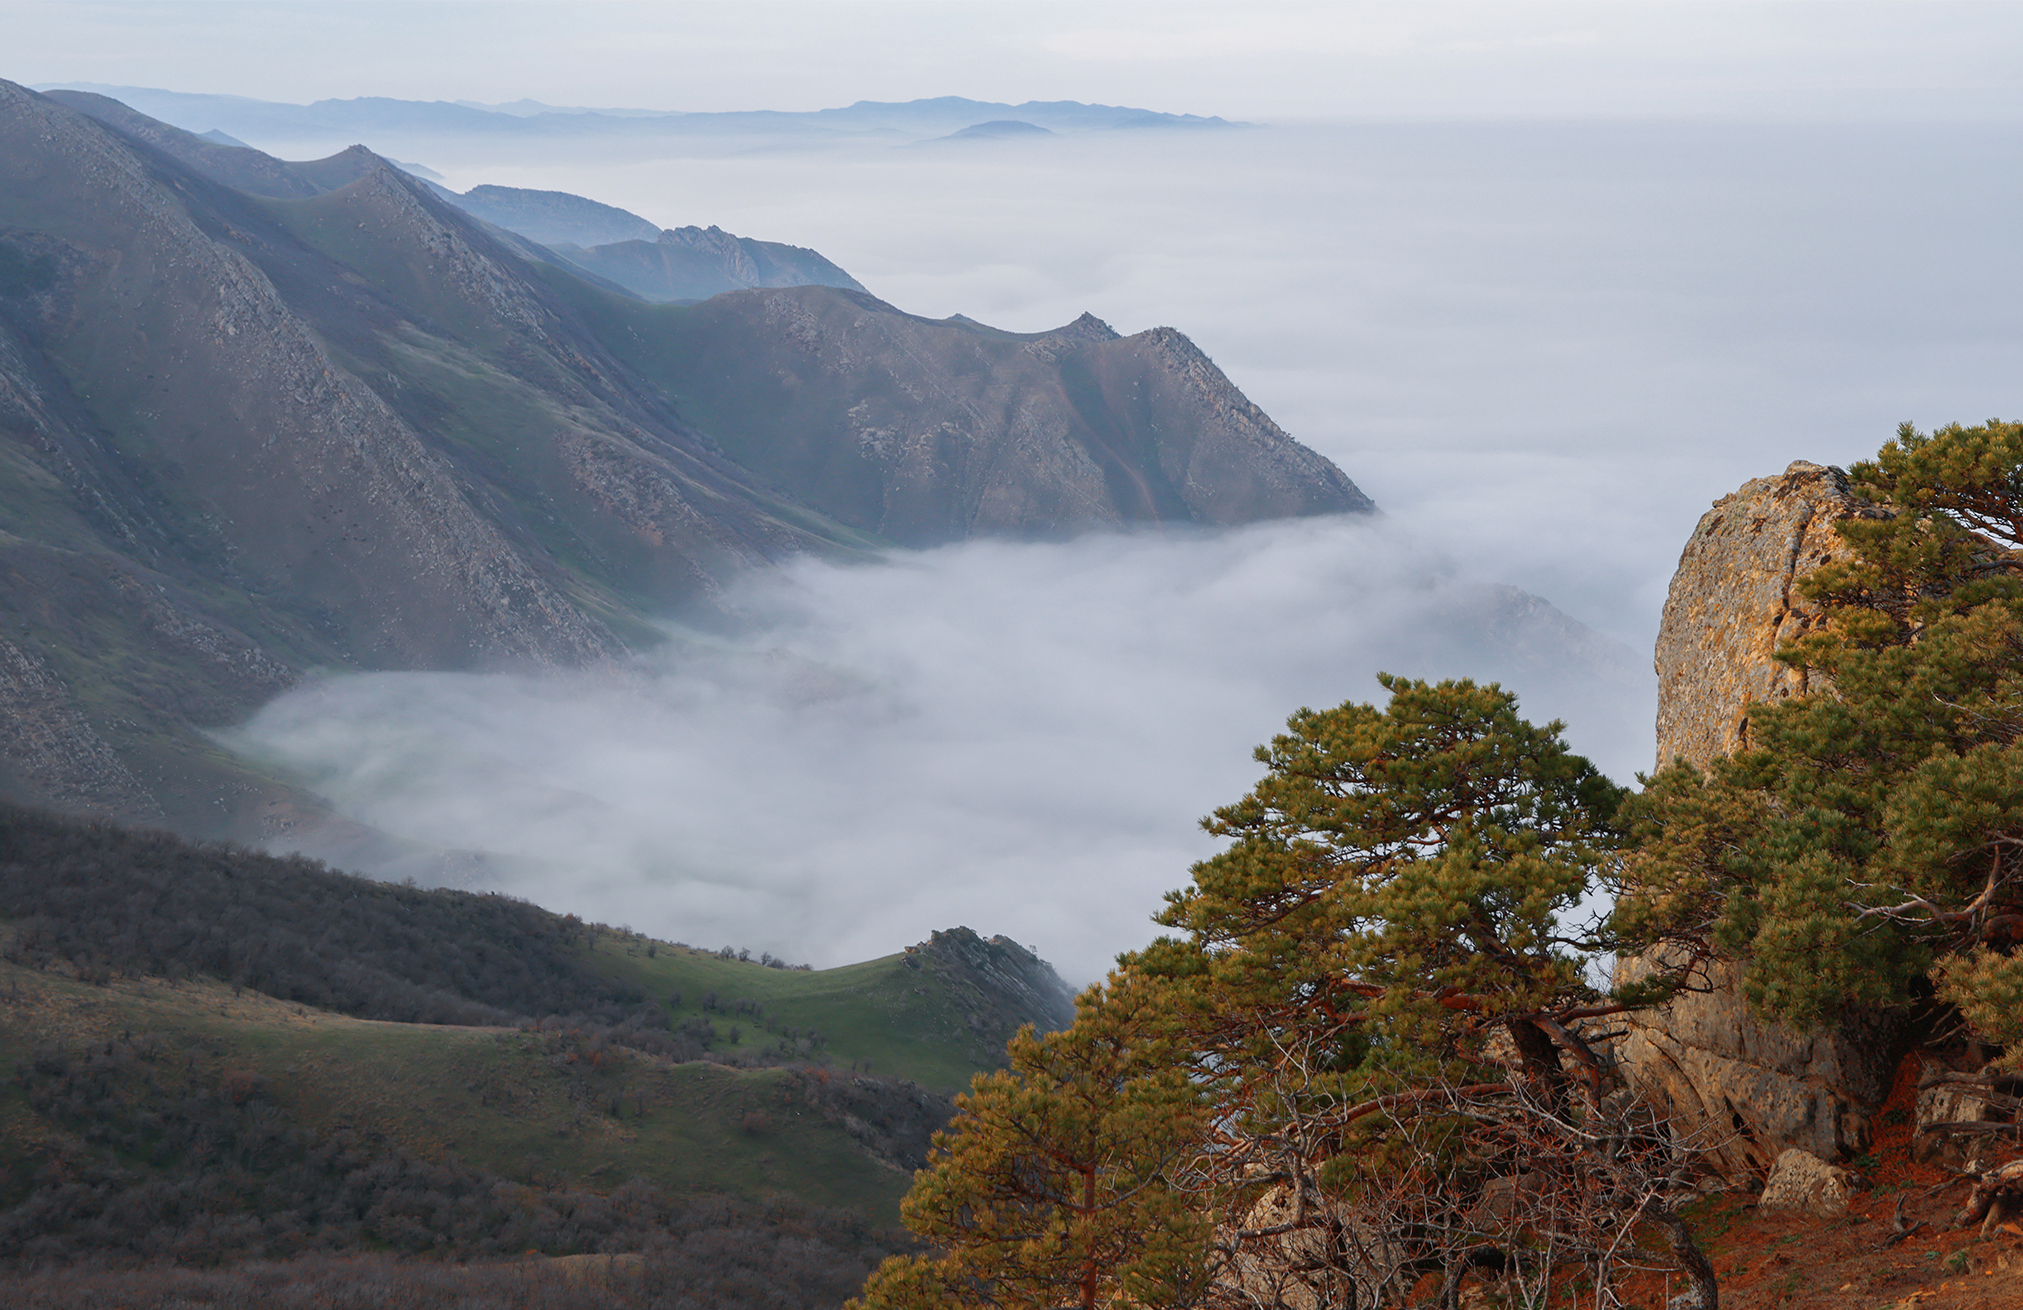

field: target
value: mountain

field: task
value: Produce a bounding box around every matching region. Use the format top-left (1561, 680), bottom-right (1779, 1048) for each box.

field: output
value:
top-left (0, 81), bottom-right (1367, 835)
top-left (398, 178), bottom-right (870, 303)
top-left (549, 225), bottom-right (868, 303)
top-left (427, 181), bottom-right (663, 247)
top-left (928, 120), bottom-right (1057, 143)
top-left (46, 92), bottom-right (868, 301)
top-left (33, 85), bottom-right (1243, 154)
top-left (566, 296), bottom-right (1369, 545)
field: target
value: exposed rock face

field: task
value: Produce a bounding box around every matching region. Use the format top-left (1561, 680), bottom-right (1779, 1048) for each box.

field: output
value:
top-left (0, 637), bottom-right (161, 823)
top-left (1914, 1064), bottom-right (2021, 1168)
top-left (1757, 1148), bottom-right (1856, 1219)
top-left (1653, 461), bottom-right (1871, 769)
top-left (1222, 1185), bottom-right (1408, 1310)
top-left (1616, 953), bottom-right (1903, 1180)
top-left (1619, 461), bottom-right (1905, 1182)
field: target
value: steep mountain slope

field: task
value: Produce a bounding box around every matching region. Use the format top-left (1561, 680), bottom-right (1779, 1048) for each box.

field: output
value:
top-left (570, 291), bottom-right (1372, 544)
top-left (0, 85), bottom-right (855, 828)
top-left (0, 81), bottom-right (1368, 834)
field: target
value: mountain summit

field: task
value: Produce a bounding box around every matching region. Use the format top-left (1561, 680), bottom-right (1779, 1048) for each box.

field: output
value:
top-left (0, 81), bottom-right (1370, 835)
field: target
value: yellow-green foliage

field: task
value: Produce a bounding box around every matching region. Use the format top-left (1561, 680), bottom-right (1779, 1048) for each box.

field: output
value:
top-left (854, 677), bottom-right (1638, 1310)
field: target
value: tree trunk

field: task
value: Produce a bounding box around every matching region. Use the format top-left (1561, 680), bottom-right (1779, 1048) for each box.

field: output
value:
top-left (1644, 1202), bottom-right (1718, 1309)
top-left (1081, 1166), bottom-right (1098, 1310)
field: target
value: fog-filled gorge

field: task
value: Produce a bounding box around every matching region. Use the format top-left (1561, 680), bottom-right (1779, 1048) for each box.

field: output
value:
top-left (229, 516), bottom-right (1645, 980)
top-left (195, 114), bottom-right (2023, 976)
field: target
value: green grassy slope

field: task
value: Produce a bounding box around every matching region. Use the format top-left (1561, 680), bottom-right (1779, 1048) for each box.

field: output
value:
top-left (576, 930), bottom-right (1059, 1094)
top-left (0, 802), bottom-right (1076, 1242)
top-left (0, 960), bottom-right (911, 1220)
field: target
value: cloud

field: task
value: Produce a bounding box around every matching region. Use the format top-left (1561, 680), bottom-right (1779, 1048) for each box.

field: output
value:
top-left (228, 516), bottom-right (1650, 984)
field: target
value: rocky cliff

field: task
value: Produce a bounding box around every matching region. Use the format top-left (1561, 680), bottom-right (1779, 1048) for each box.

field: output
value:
top-left (588, 291), bottom-right (1374, 546)
top-left (1619, 461), bottom-right (1906, 1180)
top-left (1651, 461), bottom-right (1876, 770)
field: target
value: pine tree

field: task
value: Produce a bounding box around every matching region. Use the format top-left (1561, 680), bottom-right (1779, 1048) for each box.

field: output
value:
top-left (852, 974), bottom-right (1213, 1310)
top-left (860, 677), bottom-right (1720, 1309)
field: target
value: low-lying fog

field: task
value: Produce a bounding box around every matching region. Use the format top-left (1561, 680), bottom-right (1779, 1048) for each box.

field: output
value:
top-left (230, 517), bottom-right (1645, 980)
top-left (221, 115), bottom-right (2023, 977)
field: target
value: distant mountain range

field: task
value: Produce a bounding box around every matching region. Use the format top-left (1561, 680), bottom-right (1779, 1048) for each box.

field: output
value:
top-left (31, 85), bottom-right (1245, 153)
top-left (423, 181), bottom-right (867, 302)
top-left (0, 80), bottom-right (1365, 836)
top-left (37, 91), bottom-right (864, 304)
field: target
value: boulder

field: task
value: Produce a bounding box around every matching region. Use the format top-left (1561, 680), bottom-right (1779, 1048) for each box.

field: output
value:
top-left (1221, 1183), bottom-right (1410, 1310)
top-left (1618, 462), bottom-right (1905, 1181)
top-left (1757, 1147), bottom-right (1856, 1219)
top-left (1914, 1064), bottom-right (2021, 1168)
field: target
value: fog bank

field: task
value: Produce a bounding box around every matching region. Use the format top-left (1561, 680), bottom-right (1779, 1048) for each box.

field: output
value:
top-left (231, 517), bottom-right (1648, 982)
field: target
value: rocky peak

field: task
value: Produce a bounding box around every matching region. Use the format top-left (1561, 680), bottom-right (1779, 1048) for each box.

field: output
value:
top-left (1050, 311), bottom-right (1121, 344)
top-left (1654, 460), bottom-right (1878, 770)
top-left (1621, 460), bottom-right (1905, 1183)
top-left (914, 927), bottom-right (1078, 1037)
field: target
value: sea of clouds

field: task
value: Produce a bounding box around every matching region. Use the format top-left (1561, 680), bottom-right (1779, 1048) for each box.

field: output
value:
top-left (230, 516), bottom-right (1648, 980)
top-left (215, 113), bottom-right (2023, 978)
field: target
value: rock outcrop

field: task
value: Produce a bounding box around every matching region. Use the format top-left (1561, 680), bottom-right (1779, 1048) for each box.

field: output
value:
top-left (906, 928), bottom-right (1079, 1065)
top-left (1618, 461), bottom-right (1906, 1181)
top-left (1757, 1148), bottom-right (1857, 1219)
top-left (1652, 461), bottom-right (1872, 768)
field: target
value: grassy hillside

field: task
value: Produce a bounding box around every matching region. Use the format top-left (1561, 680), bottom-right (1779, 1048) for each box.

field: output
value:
top-left (575, 930), bottom-right (1068, 1094)
top-left (0, 800), bottom-right (1074, 1279)
top-left (0, 961), bottom-right (913, 1220)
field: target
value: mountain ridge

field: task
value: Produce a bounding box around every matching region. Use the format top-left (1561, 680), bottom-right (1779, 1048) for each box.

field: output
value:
top-left (0, 81), bottom-right (1367, 837)
top-left (33, 85), bottom-right (1246, 150)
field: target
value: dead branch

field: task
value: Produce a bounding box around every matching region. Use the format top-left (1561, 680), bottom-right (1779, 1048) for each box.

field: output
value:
top-left (1956, 1159), bottom-right (2023, 1229)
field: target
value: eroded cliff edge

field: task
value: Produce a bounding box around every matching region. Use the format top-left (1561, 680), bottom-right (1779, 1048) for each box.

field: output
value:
top-left (1619, 461), bottom-right (1906, 1181)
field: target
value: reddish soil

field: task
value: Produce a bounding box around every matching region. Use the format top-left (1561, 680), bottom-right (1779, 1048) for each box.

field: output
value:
top-left (1421, 1051), bottom-right (2023, 1308)
top-left (1618, 1050), bottom-right (2023, 1310)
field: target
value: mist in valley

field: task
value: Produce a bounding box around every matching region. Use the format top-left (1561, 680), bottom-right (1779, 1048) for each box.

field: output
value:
top-left (229, 515), bottom-right (1646, 981)
top-left (193, 109), bottom-right (2023, 978)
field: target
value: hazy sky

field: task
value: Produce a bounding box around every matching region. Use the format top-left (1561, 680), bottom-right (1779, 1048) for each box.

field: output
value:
top-left (10, 1), bottom-right (2023, 122)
